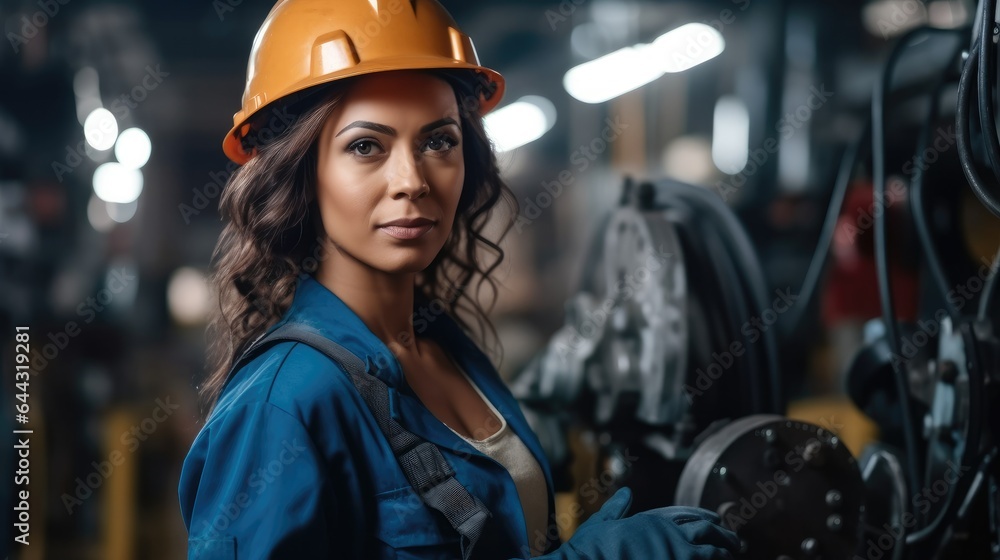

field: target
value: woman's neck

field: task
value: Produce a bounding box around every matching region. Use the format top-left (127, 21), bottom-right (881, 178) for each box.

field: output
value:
top-left (314, 257), bottom-right (422, 357)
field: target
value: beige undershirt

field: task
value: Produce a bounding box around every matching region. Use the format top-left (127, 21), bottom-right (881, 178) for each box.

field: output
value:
top-left (443, 358), bottom-right (550, 557)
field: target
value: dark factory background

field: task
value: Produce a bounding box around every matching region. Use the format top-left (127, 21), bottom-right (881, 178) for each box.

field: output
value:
top-left (2, 0), bottom-right (998, 559)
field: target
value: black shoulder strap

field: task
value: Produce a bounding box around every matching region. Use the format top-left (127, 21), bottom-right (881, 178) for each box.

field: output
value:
top-left (225, 321), bottom-right (492, 559)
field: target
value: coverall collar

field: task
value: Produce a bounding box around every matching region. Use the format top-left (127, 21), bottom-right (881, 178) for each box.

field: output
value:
top-left (284, 274), bottom-right (472, 390)
top-left (282, 274), bottom-right (557, 554)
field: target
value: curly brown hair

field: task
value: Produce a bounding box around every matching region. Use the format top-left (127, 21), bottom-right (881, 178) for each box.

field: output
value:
top-left (198, 69), bottom-right (518, 419)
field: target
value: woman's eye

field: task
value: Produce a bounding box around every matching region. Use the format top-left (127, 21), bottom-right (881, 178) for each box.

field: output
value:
top-left (347, 139), bottom-right (382, 157)
top-left (423, 134), bottom-right (458, 153)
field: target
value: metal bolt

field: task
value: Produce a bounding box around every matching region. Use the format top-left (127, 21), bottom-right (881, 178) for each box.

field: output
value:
top-left (802, 440), bottom-right (822, 464)
top-left (764, 428), bottom-right (777, 444)
top-left (825, 489), bottom-right (842, 507)
top-left (717, 502), bottom-right (739, 531)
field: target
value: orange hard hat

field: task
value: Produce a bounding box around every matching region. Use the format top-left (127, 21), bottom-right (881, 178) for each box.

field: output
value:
top-left (222, 0), bottom-right (506, 164)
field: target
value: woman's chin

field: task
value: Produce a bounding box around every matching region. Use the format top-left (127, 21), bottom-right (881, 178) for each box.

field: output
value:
top-left (371, 251), bottom-right (439, 275)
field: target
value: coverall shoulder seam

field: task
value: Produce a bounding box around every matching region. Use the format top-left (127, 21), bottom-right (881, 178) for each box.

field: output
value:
top-left (260, 340), bottom-right (302, 412)
top-left (258, 341), bottom-right (360, 428)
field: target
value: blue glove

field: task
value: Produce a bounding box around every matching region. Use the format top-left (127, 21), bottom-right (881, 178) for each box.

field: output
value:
top-left (539, 487), bottom-right (740, 560)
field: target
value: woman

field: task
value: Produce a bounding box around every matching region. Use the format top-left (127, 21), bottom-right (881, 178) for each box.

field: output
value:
top-left (178, 1), bottom-right (740, 558)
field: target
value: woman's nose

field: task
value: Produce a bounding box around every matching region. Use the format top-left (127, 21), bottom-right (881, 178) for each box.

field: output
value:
top-left (386, 149), bottom-right (429, 200)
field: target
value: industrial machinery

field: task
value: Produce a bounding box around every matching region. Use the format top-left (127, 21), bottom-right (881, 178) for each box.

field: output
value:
top-left (511, 8), bottom-right (1000, 543)
top-left (513, 167), bottom-right (999, 558)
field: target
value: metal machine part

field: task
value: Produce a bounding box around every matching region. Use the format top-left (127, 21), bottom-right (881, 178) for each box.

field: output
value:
top-left (511, 195), bottom-right (688, 428)
top-left (589, 205), bottom-right (688, 425)
top-left (675, 415), bottom-right (865, 560)
top-left (511, 177), bottom-right (781, 479)
top-left (923, 317), bottom-right (974, 507)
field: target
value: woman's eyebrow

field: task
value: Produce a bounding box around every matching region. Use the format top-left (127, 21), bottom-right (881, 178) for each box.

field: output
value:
top-left (334, 117), bottom-right (459, 138)
top-left (419, 117), bottom-right (459, 134)
top-left (335, 120), bottom-right (395, 137)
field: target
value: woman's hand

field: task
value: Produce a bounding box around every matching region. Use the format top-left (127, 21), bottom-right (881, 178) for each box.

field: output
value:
top-left (538, 487), bottom-right (741, 560)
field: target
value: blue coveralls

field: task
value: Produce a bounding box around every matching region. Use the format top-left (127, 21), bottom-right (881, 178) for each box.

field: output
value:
top-left (178, 274), bottom-right (561, 559)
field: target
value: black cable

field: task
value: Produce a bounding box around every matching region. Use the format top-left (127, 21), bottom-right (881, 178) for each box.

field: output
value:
top-left (958, 43), bottom-right (1000, 216)
top-left (907, 56), bottom-right (969, 542)
top-left (702, 223), bottom-right (765, 413)
top-left (911, 59), bottom-right (964, 319)
top-left (979, 246), bottom-right (1000, 320)
top-left (977, 0), bottom-right (1000, 186)
top-left (659, 182), bottom-right (784, 414)
top-left (907, 218), bottom-right (989, 546)
top-left (906, 70), bottom-right (971, 545)
top-left (928, 450), bottom-right (997, 557)
top-left (660, 195), bottom-right (767, 414)
top-left (668, 202), bottom-right (763, 416)
top-left (872, 25), bottom-right (962, 512)
top-left (906, 327), bottom-right (986, 545)
top-left (788, 121), bottom-right (870, 332)
top-left (862, 449), bottom-right (909, 560)
top-left (957, 4), bottom-right (1000, 318)
top-left (902, 24), bottom-right (996, 546)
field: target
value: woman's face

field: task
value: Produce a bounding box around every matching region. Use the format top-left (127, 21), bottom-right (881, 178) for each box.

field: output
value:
top-left (314, 70), bottom-right (464, 276)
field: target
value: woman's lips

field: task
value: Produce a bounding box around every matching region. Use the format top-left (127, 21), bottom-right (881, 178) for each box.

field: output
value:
top-left (378, 223), bottom-right (434, 240)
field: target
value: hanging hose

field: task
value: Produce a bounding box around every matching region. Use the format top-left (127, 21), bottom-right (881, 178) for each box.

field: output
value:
top-left (872, 25), bottom-right (964, 512)
top-left (957, 32), bottom-right (1000, 216)
top-left (978, 0), bottom-right (1000, 186)
top-left (788, 121), bottom-right (870, 332)
top-left (911, 52), bottom-right (965, 319)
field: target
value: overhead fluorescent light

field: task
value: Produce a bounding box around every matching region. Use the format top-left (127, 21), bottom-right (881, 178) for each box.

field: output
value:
top-left (712, 95), bottom-right (750, 174)
top-left (564, 23), bottom-right (725, 103)
top-left (485, 96), bottom-right (557, 152)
